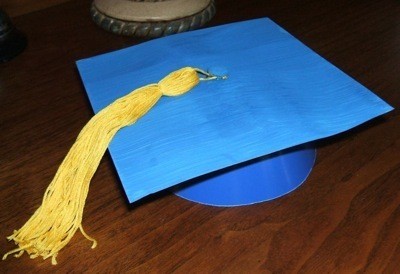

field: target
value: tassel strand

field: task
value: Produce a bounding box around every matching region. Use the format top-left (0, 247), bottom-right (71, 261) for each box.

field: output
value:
top-left (3, 67), bottom-right (204, 265)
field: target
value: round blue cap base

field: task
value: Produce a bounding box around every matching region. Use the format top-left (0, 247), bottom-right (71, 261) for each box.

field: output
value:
top-left (172, 146), bottom-right (316, 207)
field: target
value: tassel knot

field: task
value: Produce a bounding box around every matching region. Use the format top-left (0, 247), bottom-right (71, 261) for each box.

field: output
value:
top-left (158, 67), bottom-right (200, 96)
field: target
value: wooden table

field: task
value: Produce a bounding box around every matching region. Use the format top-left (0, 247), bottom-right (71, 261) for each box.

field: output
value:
top-left (1, 0), bottom-right (399, 272)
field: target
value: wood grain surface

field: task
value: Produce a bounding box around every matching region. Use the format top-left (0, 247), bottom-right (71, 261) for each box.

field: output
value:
top-left (1, 0), bottom-right (70, 18)
top-left (1, 0), bottom-right (399, 273)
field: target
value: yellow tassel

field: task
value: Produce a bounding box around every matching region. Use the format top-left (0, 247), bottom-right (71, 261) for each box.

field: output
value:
top-left (3, 67), bottom-right (207, 265)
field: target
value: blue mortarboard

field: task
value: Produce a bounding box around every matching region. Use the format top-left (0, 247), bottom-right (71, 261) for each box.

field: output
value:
top-left (4, 18), bottom-right (394, 264)
top-left (76, 18), bottom-right (393, 204)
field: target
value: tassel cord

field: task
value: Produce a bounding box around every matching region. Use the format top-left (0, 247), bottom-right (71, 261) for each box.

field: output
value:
top-left (3, 67), bottom-right (220, 264)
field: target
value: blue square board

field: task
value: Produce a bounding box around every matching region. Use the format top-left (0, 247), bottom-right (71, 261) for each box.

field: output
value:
top-left (76, 18), bottom-right (393, 203)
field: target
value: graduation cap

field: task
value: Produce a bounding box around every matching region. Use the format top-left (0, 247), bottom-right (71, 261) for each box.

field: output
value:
top-left (3, 18), bottom-right (393, 264)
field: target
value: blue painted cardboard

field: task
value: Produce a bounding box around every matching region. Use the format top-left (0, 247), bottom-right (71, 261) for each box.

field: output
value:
top-left (76, 18), bottom-right (393, 203)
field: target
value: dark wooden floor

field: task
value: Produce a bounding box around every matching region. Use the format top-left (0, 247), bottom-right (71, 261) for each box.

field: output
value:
top-left (1, 0), bottom-right (399, 273)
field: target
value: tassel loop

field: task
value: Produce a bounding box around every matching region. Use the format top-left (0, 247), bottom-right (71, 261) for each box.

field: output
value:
top-left (158, 67), bottom-right (200, 96)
